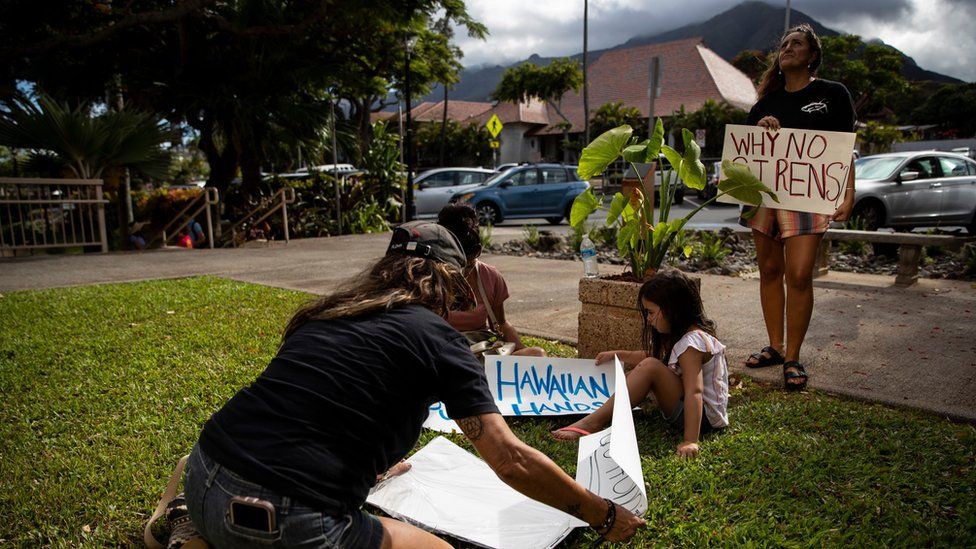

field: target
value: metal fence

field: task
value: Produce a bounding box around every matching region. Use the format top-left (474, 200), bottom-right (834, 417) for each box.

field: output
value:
top-left (0, 178), bottom-right (108, 255)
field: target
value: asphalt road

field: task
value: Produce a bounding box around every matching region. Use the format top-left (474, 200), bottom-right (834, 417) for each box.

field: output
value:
top-left (489, 195), bottom-right (743, 241)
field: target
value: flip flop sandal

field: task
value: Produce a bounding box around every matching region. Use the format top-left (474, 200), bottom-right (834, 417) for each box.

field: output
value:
top-left (745, 345), bottom-right (785, 368)
top-left (551, 426), bottom-right (592, 441)
top-left (783, 360), bottom-right (808, 392)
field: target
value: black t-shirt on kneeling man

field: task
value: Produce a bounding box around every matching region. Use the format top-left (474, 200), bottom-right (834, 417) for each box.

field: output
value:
top-left (198, 305), bottom-right (497, 513)
top-left (747, 78), bottom-right (856, 133)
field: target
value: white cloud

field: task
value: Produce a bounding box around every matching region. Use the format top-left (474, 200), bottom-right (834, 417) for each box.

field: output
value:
top-left (454, 0), bottom-right (973, 82)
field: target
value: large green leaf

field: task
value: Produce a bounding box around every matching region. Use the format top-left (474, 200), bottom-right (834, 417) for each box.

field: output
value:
top-left (578, 125), bottom-right (632, 180)
top-left (622, 141), bottom-right (649, 164)
top-left (616, 218), bottom-right (637, 257)
top-left (718, 159), bottom-right (779, 205)
top-left (606, 192), bottom-right (628, 224)
top-left (645, 118), bottom-right (665, 162)
top-left (570, 187), bottom-right (601, 227)
top-left (679, 128), bottom-right (706, 190)
top-left (660, 145), bottom-right (683, 178)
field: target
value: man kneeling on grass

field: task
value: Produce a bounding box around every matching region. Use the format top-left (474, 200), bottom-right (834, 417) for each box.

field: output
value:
top-left (184, 221), bottom-right (644, 548)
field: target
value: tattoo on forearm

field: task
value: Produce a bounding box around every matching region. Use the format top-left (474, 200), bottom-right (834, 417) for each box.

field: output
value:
top-left (457, 416), bottom-right (484, 441)
top-left (565, 502), bottom-right (582, 519)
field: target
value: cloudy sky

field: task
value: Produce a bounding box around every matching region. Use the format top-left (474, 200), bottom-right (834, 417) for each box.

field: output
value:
top-left (453, 0), bottom-right (976, 82)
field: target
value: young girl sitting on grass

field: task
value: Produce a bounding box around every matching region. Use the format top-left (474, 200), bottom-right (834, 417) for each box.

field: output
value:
top-left (552, 269), bottom-right (729, 458)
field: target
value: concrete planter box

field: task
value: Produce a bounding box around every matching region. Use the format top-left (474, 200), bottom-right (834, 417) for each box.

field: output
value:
top-left (577, 272), bottom-right (701, 358)
top-left (577, 277), bottom-right (644, 358)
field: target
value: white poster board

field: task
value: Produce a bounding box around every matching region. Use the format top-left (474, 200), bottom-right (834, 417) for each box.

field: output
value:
top-left (575, 357), bottom-right (647, 515)
top-left (718, 124), bottom-right (857, 215)
top-left (424, 355), bottom-right (616, 433)
top-left (367, 436), bottom-right (586, 549)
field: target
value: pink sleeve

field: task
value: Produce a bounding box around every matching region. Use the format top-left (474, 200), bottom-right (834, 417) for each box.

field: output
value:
top-left (480, 262), bottom-right (509, 307)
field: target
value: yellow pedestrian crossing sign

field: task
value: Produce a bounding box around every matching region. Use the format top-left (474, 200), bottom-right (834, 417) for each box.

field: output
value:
top-left (489, 139), bottom-right (501, 149)
top-left (486, 114), bottom-right (503, 138)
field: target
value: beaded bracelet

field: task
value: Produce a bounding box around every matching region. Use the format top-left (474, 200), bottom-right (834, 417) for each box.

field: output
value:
top-left (593, 498), bottom-right (616, 535)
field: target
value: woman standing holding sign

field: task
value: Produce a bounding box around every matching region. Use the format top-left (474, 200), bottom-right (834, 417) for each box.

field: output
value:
top-left (739, 24), bottom-right (856, 391)
top-left (183, 221), bottom-right (644, 547)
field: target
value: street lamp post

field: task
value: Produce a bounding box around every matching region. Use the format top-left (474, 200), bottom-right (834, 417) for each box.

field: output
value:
top-left (404, 36), bottom-right (418, 221)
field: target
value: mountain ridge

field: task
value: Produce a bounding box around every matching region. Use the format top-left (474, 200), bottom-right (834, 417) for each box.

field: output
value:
top-left (421, 1), bottom-right (960, 105)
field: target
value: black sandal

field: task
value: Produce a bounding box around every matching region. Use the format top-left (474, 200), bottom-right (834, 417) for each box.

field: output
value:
top-left (745, 346), bottom-right (785, 369)
top-left (783, 361), bottom-right (808, 392)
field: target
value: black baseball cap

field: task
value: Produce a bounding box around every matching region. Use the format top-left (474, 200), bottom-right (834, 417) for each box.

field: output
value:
top-left (386, 221), bottom-right (467, 270)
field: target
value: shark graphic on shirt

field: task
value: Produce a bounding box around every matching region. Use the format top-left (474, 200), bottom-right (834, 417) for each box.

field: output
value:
top-left (801, 100), bottom-right (828, 114)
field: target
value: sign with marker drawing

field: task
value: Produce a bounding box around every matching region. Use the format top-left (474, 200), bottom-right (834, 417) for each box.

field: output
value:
top-left (718, 124), bottom-right (856, 215)
top-left (367, 436), bottom-right (585, 549)
top-left (424, 355), bottom-right (615, 433)
top-left (575, 357), bottom-right (647, 515)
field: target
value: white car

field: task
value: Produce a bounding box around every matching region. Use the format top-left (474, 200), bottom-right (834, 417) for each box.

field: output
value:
top-left (414, 167), bottom-right (495, 218)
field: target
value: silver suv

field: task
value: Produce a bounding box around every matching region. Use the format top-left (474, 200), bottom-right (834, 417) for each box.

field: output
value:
top-left (853, 151), bottom-right (976, 234)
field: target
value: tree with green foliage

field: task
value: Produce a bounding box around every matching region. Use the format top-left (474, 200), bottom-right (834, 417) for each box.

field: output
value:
top-left (492, 58), bottom-right (583, 163)
top-left (667, 100), bottom-right (747, 158)
top-left (590, 102), bottom-right (645, 143)
top-left (0, 95), bottom-right (171, 180)
top-left (818, 35), bottom-right (907, 120)
top-left (857, 121), bottom-right (903, 155)
top-left (0, 0), bottom-right (485, 199)
top-left (416, 121), bottom-right (492, 168)
top-left (910, 83), bottom-right (976, 138)
top-left (731, 49), bottom-right (768, 83)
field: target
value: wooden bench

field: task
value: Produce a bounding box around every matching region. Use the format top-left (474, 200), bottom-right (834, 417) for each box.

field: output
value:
top-left (815, 229), bottom-right (972, 286)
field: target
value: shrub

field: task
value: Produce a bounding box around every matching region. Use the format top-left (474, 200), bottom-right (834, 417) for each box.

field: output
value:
top-left (479, 223), bottom-right (492, 250)
top-left (522, 225), bottom-right (541, 249)
top-left (668, 229), bottom-right (696, 264)
top-left (961, 243), bottom-right (976, 275)
top-left (697, 230), bottom-right (730, 265)
top-left (839, 216), bottom-right (870, 256)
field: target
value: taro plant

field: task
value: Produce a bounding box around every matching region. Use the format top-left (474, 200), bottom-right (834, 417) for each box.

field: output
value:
top-left (570, 120), bottom-right (776, 279)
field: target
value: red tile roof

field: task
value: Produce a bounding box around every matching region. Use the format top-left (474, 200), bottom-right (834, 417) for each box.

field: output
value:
top-left (467, 98), bottom-right (550, 126)
top-left (531, 37), bottom-right (757, 135)
top-left (411, 100), bottom-right (493, 122)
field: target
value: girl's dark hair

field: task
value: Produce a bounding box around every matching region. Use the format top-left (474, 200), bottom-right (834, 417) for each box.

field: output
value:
top-left (437, 203), bottom-right (483, 260)
top-left (756, 23), bottom-right (823, 99)
top-left (637, 269), bottom-right (716, 360)
top-left (282, 254), bottom-right (474, 341)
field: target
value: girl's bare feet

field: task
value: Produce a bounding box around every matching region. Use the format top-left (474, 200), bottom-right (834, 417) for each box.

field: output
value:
top-left (551, 417), bottom-right (605, 441)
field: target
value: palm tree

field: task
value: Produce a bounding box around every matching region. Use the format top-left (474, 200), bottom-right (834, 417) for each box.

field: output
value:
top-left (0, 95), bottom-right (172, 179)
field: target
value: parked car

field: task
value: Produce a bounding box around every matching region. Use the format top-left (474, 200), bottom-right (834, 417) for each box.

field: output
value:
top-left (852, 151), bottom-right (976, 233)
top-left (413, 167), bottom-right (496, 218)
top-left (451, 163), bottom-right (589, 225)
top-left (622, 162), bottom-right (685, 205)
top-left (697, 161), bottom-right (721, 201)
top-left (495, 162), bottom-right (520, 172)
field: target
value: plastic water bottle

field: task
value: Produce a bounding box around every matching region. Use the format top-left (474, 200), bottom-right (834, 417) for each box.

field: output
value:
top-left (580, 235), bottom-right (599, 278)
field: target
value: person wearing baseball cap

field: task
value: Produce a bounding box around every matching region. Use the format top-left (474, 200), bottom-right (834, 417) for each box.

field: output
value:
top-left (184, 221), bottom-right (644, 548)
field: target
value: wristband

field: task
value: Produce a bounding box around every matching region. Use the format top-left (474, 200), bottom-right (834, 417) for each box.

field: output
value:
top-left (593, 498), bottom-right (616, 535)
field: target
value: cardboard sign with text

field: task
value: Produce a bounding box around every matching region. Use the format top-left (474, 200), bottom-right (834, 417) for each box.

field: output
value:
top-left (424, 355), bottom-right (615, 433)
top-left (718, 124), bottom-right (856, 215)
top-left (574, 357), bottom-right (647, 515)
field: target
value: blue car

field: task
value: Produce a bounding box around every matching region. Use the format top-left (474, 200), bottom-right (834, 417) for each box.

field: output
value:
top-left (451, 163), bottom-right (590, 225)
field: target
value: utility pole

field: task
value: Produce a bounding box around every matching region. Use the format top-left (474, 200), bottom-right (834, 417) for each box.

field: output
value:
top-left (330, 98), bottom-right (342, 235)
top-left (583, 0), bottom-right (590, 146)
top-left (784, 0), bottom-right (791, 32)
top-left (647, 57), bottom-right (660, 139)
top-left (404, 38), bottom-right (417, 221)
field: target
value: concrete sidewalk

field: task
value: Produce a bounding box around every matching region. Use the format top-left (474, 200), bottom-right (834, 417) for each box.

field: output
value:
top-left (2, 234), bottom-right (974, 422)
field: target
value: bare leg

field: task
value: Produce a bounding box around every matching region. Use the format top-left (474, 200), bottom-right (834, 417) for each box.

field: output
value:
top-left (513, 346), bottom-right (546, 357)
top-left (743, 229), bottom-right (786, 366)
top-left (379, 517), bottom-right (452, 549)
top-left (552, 358), bottom-right (684, 440)
top-left (782, 234), bottom-right (822, 384)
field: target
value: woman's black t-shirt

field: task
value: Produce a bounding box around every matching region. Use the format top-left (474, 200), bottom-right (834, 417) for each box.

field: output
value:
top-left (198, 305), bottom-right (497, 513)
top-left (747, 78), bottom-right (856, 133)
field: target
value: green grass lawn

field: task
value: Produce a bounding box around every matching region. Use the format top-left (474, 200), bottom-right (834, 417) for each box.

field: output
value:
top-left (1, 277), bottom-right (974, 547)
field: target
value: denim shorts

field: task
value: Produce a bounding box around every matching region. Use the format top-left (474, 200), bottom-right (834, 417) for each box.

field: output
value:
top-left (184, 445), bottom-right (383, 548)
top-left (662, 398), bottom-right (719, 437)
